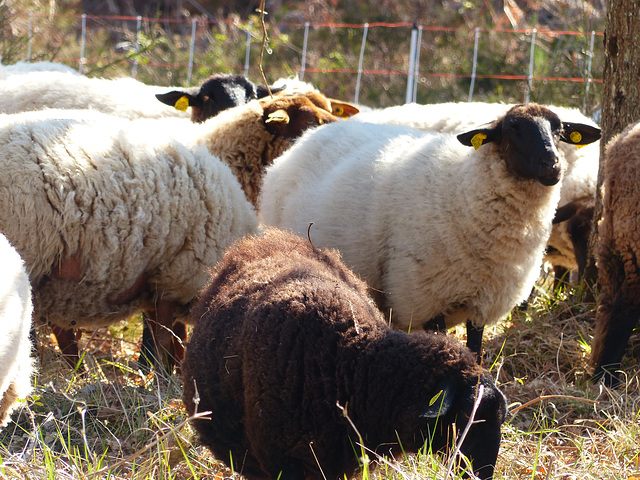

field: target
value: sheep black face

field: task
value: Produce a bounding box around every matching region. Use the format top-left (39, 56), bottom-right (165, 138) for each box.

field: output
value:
top-left (156, 74), bottom-right (284, 123)
top-left (417, 371), bottom-right (507, 480)
top-left (457, 104), bottom-right (601, 186)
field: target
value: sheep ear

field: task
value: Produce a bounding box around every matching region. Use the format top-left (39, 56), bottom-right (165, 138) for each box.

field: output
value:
top-left (257, 85), bottom-right (285, 98)
top-left (155, 91), bottom-right (200, 110)
top-left (327, 100), bottom-right (360, 119)
top-left (560, 122), bottom-right (601, 146)
top-left (421, 381), bottom-right (456, 418)
top-left (553, 201), bottom-right (579, 224)
top-left (457, 126), bottom-right (500, 150)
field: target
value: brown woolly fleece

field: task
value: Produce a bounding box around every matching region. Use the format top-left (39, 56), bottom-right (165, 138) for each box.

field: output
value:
top-left (182, 228), bottom-right (506, 480)
top-left (591, 120), bottom-right (640, 386)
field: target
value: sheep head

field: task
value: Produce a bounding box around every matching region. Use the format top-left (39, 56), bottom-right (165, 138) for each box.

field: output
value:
top-left (457, 103), bottom-right (601, 186)
top-left (262, 93), bottom-right (339, 139)
top-left (155, 73), bottom-right (284, 123)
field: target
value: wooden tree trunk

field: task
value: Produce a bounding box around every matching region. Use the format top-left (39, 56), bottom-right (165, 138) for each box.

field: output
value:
top-left (583, 0), bottom-right (640, 295)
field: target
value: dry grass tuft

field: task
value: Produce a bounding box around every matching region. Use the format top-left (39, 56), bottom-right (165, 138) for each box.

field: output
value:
top-left (1, 277), bottom-right (639, 479)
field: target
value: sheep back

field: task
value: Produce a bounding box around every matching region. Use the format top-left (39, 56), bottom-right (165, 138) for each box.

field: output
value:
top-left (590, 120), bottom-right (640, 386)
top-left (0, 110), bottom-right (258, 329)
top-left (0, 71), bottom-right (190, 120)
top-left (182, 228), bottom-right (506, 480)
top-left (0, 233), bottom-right (34, 428)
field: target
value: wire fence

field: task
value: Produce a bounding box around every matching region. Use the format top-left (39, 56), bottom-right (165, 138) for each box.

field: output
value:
top-left (9, 12), bottom-right (604, 113)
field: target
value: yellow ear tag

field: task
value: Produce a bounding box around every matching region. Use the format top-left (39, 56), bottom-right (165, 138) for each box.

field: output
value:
top-left (570, 131), bottom-right (584, 148)
top-left (333, 106), bottom-right (345, 117)
top-left (470, 133), bottom-right (487, 150)
top-left (174, 96), bottom-right (190, 112)
top-left (266, 109), bottom-right (289, 124)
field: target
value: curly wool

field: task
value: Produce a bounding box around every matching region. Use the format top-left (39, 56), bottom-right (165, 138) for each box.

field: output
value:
top-left (0, 109), bottom-right (258, 329)
top-left (0, 233), bottom-right (34, 428)
top-left (182, 228), bottom-right (506, 480)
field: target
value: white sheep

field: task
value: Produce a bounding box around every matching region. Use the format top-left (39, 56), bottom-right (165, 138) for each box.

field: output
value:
top-left (0, 233), bottom-right (34, 428)
top-left (259, 103), bottom-right (601, 359)
top-left (0, 59), bottom-right (80, 79)
top-left (0, 92), bottom-right (337, 367)
top-left (0, 70), bottom-right (190, 120)
top-left (0, 108), bottom-right (260, 367)
top-left (353, 101), bottom-right (600, 277)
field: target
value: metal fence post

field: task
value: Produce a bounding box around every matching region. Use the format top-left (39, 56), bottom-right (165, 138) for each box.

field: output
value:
top-left (244, 20), bottom-right (253, 77)
top-left (525, 28), bottom-right (537, 104)
top-left (468, 27), bottom-right (480, 102)
top-left (132, 15), bottom-right (142, 78)
top-left (584, 30), bottom-right (596, 114)
top-left (79, 14), bottom-right (87, 73)
top-left (186, 17), bottom-right (197, 86)
top-left (27, 13), bottom-right (33, 61)
top-left (406, 24), bottom-right (419, 104)
top-left (300, 22), bottom-right (310, 81)
top-left (354, 23), bottom-right (369, 105)
top-left (412, 25), bottom-right (423, 103)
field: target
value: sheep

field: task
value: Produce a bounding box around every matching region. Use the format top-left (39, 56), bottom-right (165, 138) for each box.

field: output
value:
top-left (0, 108), bottom-right (259, 367)
top-left (0, 70), bottom-right (191, 120)
top-left (0, 92), bottom-right (337, 367)
top-left (590, 120), bottom-right (640, 387)
top-left (182, 227), bottom-right (507, 480)
top-left (156, 73), bottom-right (359, 123)
top-left (353, 102), bottom-right (600, 283)
top-left (259, 103), bottom-right (601, 360)
top-left (0, 59), bottom-right (80, 79)
top-left (0, 233), bottom-right (34, 428)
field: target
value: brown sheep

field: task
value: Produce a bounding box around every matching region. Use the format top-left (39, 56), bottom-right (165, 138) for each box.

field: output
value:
top-left (182, 228), bottom-right (507, 480)
top-left (591, 120), bottom-right (640, 387)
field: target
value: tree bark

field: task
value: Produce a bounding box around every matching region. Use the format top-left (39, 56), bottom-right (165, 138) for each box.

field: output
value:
top-left (583, 0), bottom-right (640, 298)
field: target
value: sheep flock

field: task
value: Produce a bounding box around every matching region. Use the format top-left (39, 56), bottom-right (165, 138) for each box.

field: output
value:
top-left (3, 58), bottom-right (640, 480)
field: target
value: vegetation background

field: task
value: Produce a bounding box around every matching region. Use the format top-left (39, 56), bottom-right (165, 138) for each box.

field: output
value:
top-left (2, 0), bottom-right (605, 115)
top-left (1, 1), bottom-right (639, 479)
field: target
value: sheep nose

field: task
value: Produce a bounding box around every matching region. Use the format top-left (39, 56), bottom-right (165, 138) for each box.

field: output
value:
top-left (537, 161), bottom-right (562, 186)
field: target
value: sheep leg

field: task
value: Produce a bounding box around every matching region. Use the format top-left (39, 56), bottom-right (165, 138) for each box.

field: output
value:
top-left (138, 314), bottom-right (155, 371)
top-left (172, 321), bottom-right (187, 364)
top-left (466, 321), bottom-right (484, 364)
top-left (552, 265), bottom-right (570, 290)
top-left (50, 325), bottom-right (82, 367)
top-left (593, 290), bottom-right (640, 387)
top-left (142, 300), bottom-right (180, 373)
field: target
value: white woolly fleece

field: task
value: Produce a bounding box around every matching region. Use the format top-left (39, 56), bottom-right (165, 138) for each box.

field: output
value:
top-left (0, 109), bottom-right (259, 329)
top-left (259, 119), bottom-right (562, 331)
top-left (0, 233), bottom-right (34, 428)
top-left (0, 70), bottom-right (189, 120)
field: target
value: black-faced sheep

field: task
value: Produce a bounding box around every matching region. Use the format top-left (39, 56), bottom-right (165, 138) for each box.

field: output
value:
top-left (0, 233), bottom-right (34, 428)
top-left (590, 120), bottom-right (640, 387)
top-left (352, 101), bottom-right (601, 284)
top-left (182, 228), bottom-right (507, 480)
top-left (259, 104), bottom-right (601, 361)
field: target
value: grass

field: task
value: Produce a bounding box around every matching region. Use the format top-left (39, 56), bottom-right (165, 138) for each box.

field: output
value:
top-left (1, 277), bottom-right (639, 480)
